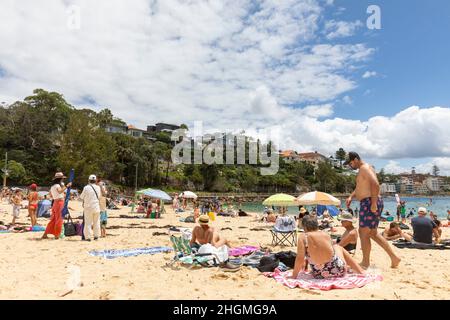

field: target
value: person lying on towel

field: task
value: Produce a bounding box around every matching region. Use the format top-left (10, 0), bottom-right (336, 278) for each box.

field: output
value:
top-left (190, 215), bottom-right (231, 249)
top-left (382, 222), bottom-right (412, 241)
top-left (291, 216), bottom-right (364, 280)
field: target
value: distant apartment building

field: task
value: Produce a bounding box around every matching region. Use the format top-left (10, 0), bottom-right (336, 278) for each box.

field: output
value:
top-left (381, 183), bottom-right (396, 194)
top-left (425, 177), bottom-right (441, 192)
top-left (414, 182), bottom-right (429, 194)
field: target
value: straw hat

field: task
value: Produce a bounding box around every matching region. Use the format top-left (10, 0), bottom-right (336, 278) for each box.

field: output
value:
top-left (54, 172), bottom-right (66, 179)
top-left (299, 207), bottom-right (307, 214)
top-left (199, 215), bottom-right (210, 225)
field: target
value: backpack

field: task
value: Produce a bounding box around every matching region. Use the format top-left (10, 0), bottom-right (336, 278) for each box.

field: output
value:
top-left (274, 251), bottom-right (297, 268)
top-left (256, 255), bottom-right (279, 272)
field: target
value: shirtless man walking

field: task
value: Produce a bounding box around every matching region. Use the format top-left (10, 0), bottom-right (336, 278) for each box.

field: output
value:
top-left (190, 215), bottom-right (231, 248)
top-left (345, 152), bottom-right (401, 269)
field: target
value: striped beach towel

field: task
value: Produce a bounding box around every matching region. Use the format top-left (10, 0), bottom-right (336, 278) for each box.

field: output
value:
top-left (89, 246), bottom-right (172, 259)
top-left (228, 245), bottom-right (259, 257)
top-left (264, 269), bottom-right (382, 291)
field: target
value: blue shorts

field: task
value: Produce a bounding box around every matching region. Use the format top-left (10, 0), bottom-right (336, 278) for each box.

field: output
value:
top-left (359, 197), bottom-right (384, 229)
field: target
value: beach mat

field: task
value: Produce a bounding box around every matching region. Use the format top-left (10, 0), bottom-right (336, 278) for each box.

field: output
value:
top-left (89, 246), bottom-right (173, 259)
top-left (228, 245), bottom-right (259, 257)
top-left (264, 269), bottom-right (382, 291)
top-left (392, 241), bottom-right (450, 250)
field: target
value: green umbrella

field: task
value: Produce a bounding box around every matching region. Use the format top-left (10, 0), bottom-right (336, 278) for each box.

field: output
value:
top-left (262, 193), bottom-right (298, 207)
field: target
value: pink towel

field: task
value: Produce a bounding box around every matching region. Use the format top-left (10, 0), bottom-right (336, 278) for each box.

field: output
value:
top-left (228, 245), bottom-right (259, 257)
top-left (264, 269), bottom-right (382, 291)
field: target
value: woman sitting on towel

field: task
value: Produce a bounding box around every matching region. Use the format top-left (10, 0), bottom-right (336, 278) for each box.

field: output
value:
top-left (382, 222), bottom-right (412, 241)
top-left (292, 216), bottom-right (364, 279)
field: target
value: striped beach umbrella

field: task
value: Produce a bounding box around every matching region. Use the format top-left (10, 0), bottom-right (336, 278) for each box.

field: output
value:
top-left (296, 191), bottom-right (341, 206)
top-left (262, 193), bottom-right (298, 207)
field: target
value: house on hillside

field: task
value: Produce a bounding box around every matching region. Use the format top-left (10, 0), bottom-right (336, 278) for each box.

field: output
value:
top-left (298, 151), bottom-right (329, 167)
top-left (105, 124), bottom-right (127, 134)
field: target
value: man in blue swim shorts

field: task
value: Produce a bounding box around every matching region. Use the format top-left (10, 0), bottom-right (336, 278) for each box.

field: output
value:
top-left (344, 152), bottom-right (401, 270)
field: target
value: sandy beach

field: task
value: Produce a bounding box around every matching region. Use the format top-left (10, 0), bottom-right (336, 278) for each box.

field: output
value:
top-left (0, 199), bottom-right (449, 300)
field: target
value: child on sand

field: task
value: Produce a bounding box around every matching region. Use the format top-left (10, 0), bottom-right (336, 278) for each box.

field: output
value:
top-left (11, 190), bottom-right (22, 226)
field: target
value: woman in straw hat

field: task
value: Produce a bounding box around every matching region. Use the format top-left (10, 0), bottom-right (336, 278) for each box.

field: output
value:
top-left (42, 172), bottom-right (71, 239)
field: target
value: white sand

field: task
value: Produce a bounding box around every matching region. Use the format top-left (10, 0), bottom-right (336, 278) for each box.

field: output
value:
top-left (0, 200), bottom-right (449, 300)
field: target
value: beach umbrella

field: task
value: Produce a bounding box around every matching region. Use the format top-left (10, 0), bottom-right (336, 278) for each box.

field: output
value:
top-left (262, 193), bottom-right (298, 207)
top-left (180, 191), bottom-right (198, 199)
top-left (140, 189), bottom-right (172, 201)
top-left (317, 205), bottom-right (339, 217)
top-left (296, 191), bottom-right (341, 206)
top-left (136, 188), bottom-right (153, 195)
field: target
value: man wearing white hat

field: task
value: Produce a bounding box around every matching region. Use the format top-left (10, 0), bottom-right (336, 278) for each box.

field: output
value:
top-left (80, 175), bottom-right (101, 241)
top-left (411, 207), bottom-right (440, 244)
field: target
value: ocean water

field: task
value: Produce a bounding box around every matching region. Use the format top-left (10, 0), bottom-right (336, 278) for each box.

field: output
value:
top-left (240, 196), bottom-right (450, 219)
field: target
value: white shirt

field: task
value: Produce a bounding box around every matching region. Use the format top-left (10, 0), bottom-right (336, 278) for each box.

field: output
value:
top-left (50, 183), bottom-right (65, 200)
top-left (80, 183), bottom-right (101, 212)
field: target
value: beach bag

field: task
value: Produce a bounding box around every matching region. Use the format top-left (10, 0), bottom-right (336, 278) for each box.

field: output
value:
top-left (64, 215), bottom-right (79, 237)
top-left (208, 212), bottom-right (216, 222)
top-left (75, 222), bottom-right (83, 236)
top-left (256, 255), bottom-right (279, 272)
top-left (198, 244), bottom-right (229, 265)
top-left (274, 251), bottom-right (297, 268)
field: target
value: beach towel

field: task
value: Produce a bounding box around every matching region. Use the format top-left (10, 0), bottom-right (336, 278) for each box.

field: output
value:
top-left (228, 245), bottom-right (259, 257)
top-left (264, 269), bottom-right (382, 291)
top-left (392, 241), bottom-right (450, 250)
top-left (89, 246), bottom-right (173, 259)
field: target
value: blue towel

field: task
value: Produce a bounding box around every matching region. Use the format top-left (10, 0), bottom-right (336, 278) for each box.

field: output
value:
top-left (89, 246), bottom-right (173, 259)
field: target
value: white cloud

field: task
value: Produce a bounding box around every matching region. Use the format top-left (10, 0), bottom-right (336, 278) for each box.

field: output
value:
top-left (342, 95), bottom-right (352, 105)
top-left (362, 71), bottom-right (377, 79)
top-left (324, 20), bottom-right (363, 39)
top-left (0, 0), bottom-right (373, 123)
top-left (302, 104), bottom-right (334, 118)
top-left (1, 1), bottom-right (449, 172)
top-left (383, 158), bottom-right (450, 176)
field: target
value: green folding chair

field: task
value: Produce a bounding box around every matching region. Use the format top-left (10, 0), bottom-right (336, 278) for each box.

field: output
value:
top-left (167, 235), bottom-right (220, 267)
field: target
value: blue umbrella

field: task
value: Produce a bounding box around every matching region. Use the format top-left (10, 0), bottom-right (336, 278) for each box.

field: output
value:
top-left (317, 205), bottom-right (339, 217)
top-left (141, 189), bottom-right (172, 201)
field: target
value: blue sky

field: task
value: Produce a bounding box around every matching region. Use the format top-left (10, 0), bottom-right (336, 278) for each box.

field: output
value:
top-left (0, 0), bottom-right (449, 175)
top-left (322, 0), bottom-right (450, 172)
top-left (330, 0), bottom-right (450, 120)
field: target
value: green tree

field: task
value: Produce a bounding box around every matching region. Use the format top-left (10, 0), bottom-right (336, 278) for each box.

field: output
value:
top-left (378, 168), bottom-right (386, 183)
top-left (0, 160), bottom-right (26, 184)
top-left (432, 165), bottom-right (440, 176)
top-left (57, 111), bottom-right (116, 186)
top-left (315, 162), bottom-right (336, 193)
top-left (335, 148), bottom-right (346, 168)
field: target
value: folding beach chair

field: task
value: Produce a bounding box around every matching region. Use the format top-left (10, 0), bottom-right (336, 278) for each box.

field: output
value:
top-left (167, 235), bottom-right (221, 267)
top-left (270, 228), bottom-right (297, 247)
top-left (270, 215), bottom-right (298, 247)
